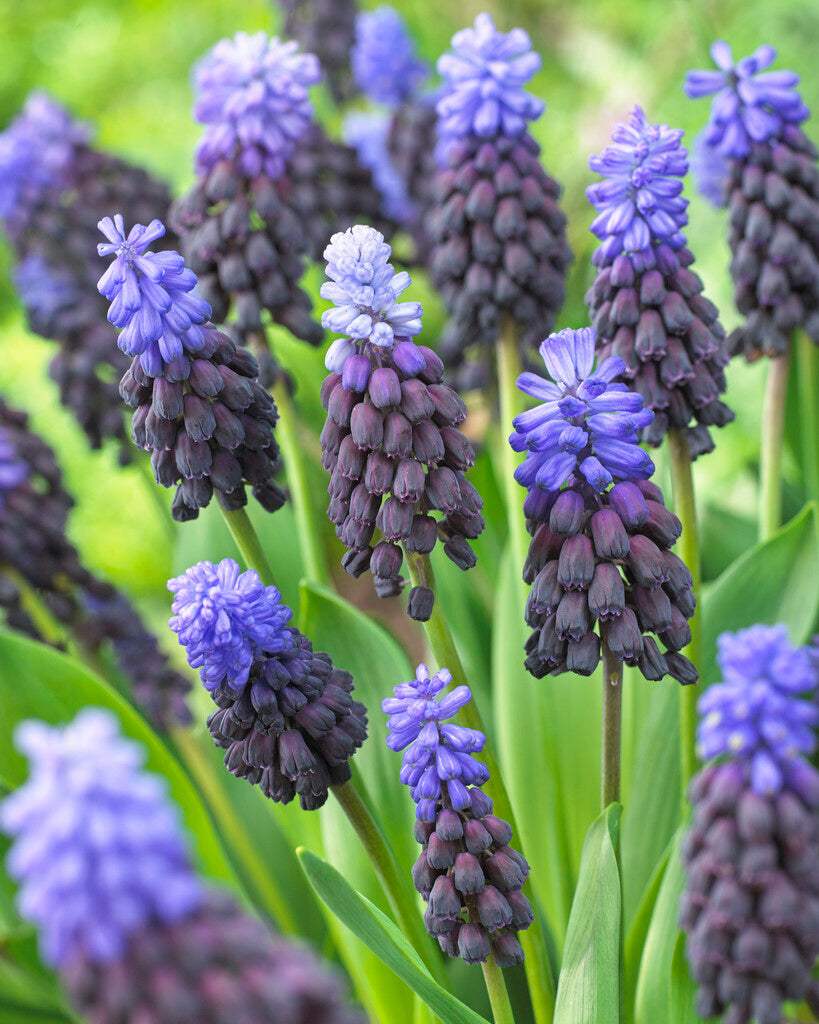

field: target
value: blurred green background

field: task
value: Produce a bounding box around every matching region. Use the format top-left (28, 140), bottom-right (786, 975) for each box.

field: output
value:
top-left (0, 0), bottom-right (817, 623)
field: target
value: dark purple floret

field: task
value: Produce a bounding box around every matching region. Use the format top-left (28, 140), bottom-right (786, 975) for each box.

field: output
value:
top-left (383, 665), bottom-right (533, 967)
top-left (685, 43), bottom-right (819, 360)
top-left (585, 106), bottom-right (734, 457)
top-left (320, 226), bottom-right (483, 619)
top-left (387, 96), bottom-right (439, 262)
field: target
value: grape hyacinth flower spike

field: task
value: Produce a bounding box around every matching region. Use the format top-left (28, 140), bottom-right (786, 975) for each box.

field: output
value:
top-left (352, 6), bottom-right (428, 108)
top-left (680, 625), bottom-right (819, 1024)
top-left (0, 399), bottom-right (191, 729)
top-left (320, 224), bottom-right (485, 621)
top-left (169, 558), bottom-right (368, 809)
top-left (429, 12), bottom-right (572, 385)
top-left (383, 665), bottom-right (534, 967)
top-left (279, 0), bottom-right (357, 105)
top-left (685, 42), bottom-right (819, 360)
top-left (0, 709), bottom-right (364, 1024)
top-left (0, 92), bottom-right (176, 457)
top-left (585, 106), bottom-right (734, 459)
top-left (97, 214), bottom-right (286, 522)
top-left (509, 326), bottom-right (697, 684)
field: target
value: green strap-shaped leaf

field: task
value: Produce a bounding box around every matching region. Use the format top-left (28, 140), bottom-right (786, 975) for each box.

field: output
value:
top-left (553, 805), bottom-right (622, 1024)
top-left (297, 848), bottom-right (490, 1024)
top-left (670, 933), bottom-right (708, 1024)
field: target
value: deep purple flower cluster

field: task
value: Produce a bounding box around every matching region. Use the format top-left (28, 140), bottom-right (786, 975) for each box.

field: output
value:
top-left (680, 626), bottom-right (819, 1024)
top-left (0, 710), bottom-right (203, 967)
top-left (0, 399), bottom-right (191, 728)
top-left (685, 44), bottom-right (819, 360)
top-left (343, 111), bottom-right (417, 225)
top-left (511, 328), bottom-right (697, 683)
top-left (279, 0), bottom-right (357, 105)
top-left (352, 6), bottom-right (428, 108)
top-left (1, 93), bottom-right (176, 456)
top-left (193, 31), bottom-right (321, 180)
top-left (170, 559), bottom-right (367, 809)
top-left (510, 327), bottom-right (655, 493)
top-left (383, 665), bottom-right (534, 967)
top-left (99, 216), bottom-right (286, 521)
top-left (691, 127), bottom-right (730, 208)
top-left (1, 709), bottom-right (363, 1024)
top-left (585, 107), bottom-right (734, 457)
top-left (320, 226), bottom-right (484, 620)
top-left (387, 96), bottom-right (439, 260)
top-left (429, 15), bottom-right (571, 380)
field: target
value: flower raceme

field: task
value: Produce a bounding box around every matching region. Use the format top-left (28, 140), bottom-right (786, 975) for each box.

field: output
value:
top-left (352, 6), bottom-right (428, 108)
top-left (383, 666), bottom-right (534, 968)
top-left (510, 326), bottom-right (655, 493)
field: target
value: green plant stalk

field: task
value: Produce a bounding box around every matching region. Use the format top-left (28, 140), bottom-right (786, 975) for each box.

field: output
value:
top-left (172, 727), bottom-right (299, 934)
top-left (497, 315), bottom-right (529, 574)
top-left (271, 380), bottom-right (331, 586)
top-left (481, 957), bottom-right (516, 1024)
top-left (2, 567), bottom-right (72, 649)
top-left (796, 330), bottom-right (819, 507)
top-left (667, 428), bottom-right (702, 800)
top-left (405, 548), bottom-right (556, 1024)
top-left (331, 779), bottom-right (447, 985)
top-left (219, 506), bottom-right (276, 587)
top-left (759, 350), bottom-right (791, 541)
top-left (601, 643), bottom-right (623, 812)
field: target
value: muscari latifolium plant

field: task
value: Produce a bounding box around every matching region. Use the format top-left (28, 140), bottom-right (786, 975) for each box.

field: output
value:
top-left (1, 5), bottom-right (819, 1023)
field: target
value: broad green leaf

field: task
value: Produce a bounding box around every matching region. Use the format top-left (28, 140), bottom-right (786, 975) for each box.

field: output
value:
top-left (634, 826), bottom-right (686, 1024)
top-left (623, 839), bottom-right (672, 1023)
top-left (670, 933), bottom-right (707, 1024)
top-left (701, 502), bottom-right (819, 686)
top-left (553, 805), bottom-right (622, 1024)
top-left (0, 930), bottom-right (77, 1022)
top-left (298, 848), bottom-right (490, 1024)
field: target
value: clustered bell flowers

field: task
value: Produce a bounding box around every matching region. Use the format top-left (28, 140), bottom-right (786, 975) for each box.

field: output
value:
top-left (320, 225), bottom-right (484, 621)
top-left (0, 398), bottom-right (191, 729)
top-left (0, 710), bottom-right (364, 1024)
top-left (383, 665), bottom-right (534, 967)
top-left (429, 13), bottom-right (572, 385)
top-left (680, 625), bottom-right (819, 1024)
top-left (510, 327), bottom-right (697, 683)
top-left (585, 106), bottom-right (734, 458)
top-left (98, 215), bottom-right (286, 522)
top-left (278, 0), bottom-right (357, 105)
top-left (169, 558), bottom-right (368, 809)
top-left (685, 43), bottom-right (819, 360)
top-left (0, 92), bottom-right (176, 457)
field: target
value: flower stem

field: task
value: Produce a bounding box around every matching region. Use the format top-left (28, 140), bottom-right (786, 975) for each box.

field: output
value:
top-left (219, 506), bottom-right (276, 587)
top-left (667, 428), bottom-right (702, 799)
top-left (795, 330), bottom-right (819, 507)
top-left (404, 548), bottom-right (516, 832)
top-left (331, 779), bottom-right (447, 984)
top-left (759, 350), bottom-right (791, 541)
top-left (1, 566), bottom-right (73, 649)
top-left (601, 643), bottom-right (623, 811)
top-left (497, 315), bottom-right (528, 573)
top-left (271, 379), bottom-right (331, 586)
top-left (172, 727), bottom-right (300, 934)
top-left (481, 956), bottom-right (516, 1024)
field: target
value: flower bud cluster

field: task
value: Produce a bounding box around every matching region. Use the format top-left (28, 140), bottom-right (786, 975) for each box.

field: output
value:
top-left (351, 6), bottom-right (428, 108)
top-left (585, 107), bottom-right (734, 457)
top-left (0, 399), bottom-right (192, 729)
top-left (1, 93), bottom-right (176, 455)
top-left (383, 665), bottom-right (534, 967)
top-left (685, 43), bottom-right (819, 360)
top-left (98, 216), bottom-right (286, 522)
top-left (320, 226), bottom-right (484, 620)
top-left (511, 328), bottom-right (696, 683)
top-left (681, 625), bottom-right (819, 1024)
top-left (387, 97), bottom-right (439, 260)
top-left (169, 559), bottom-right (367, 810)
top-left (279, 0), bottom-right (357, 105)
top-left (429, 14), bottom-right (571, 379)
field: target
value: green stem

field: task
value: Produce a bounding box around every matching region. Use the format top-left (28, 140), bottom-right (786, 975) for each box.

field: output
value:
top-left (601, 644), bottom-right (622, 812)
top-left (795, 330), bottom-right (819, 507)
top-left (172, 727), bottom-right (299, 934)
top-left (759, 350), bottom-right (791, 541)
top-left (480, 957), bottom-right (516, 1024)
top-left (272, 380), bottom-right (331, 586)
top-left (667, 429), bottom-right (702, 799)
top-left (497, 316), bottom-right (529, 574)
top-left (219, 506), bottom-right (276, 586)
top-left (2, 567), bottom-right (72, 648)
top-left (331, 780), bottom-right (447, 984)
